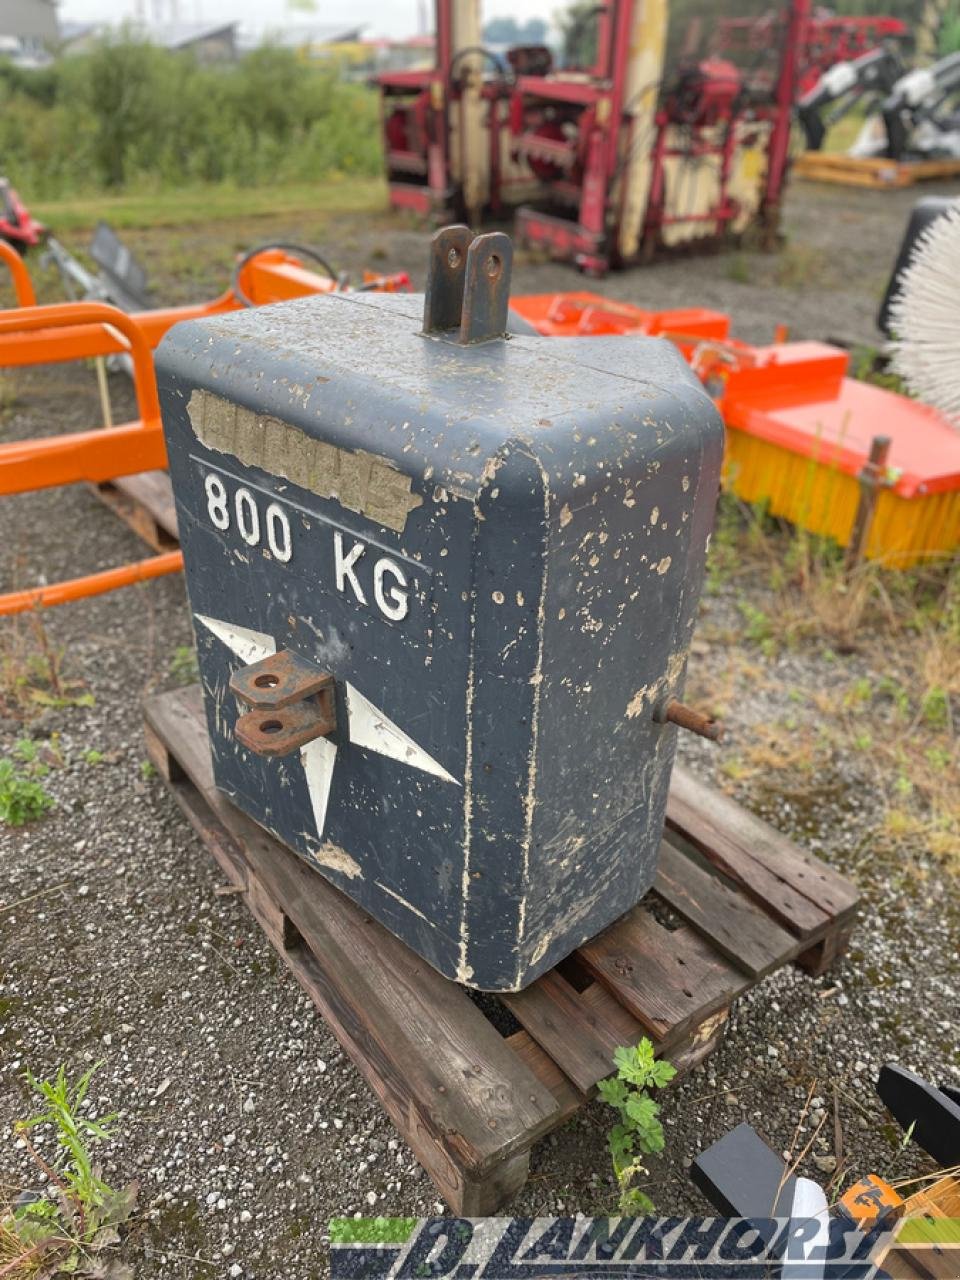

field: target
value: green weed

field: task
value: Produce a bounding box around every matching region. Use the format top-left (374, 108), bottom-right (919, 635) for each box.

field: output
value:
top-left (738, 600), bottom-right (777, 657)
top-left (168, 645), bottom-right (199, 686)
top-left (3, 1064), bottom-right (138, 1277)
top-left (725, 254), bottom-right (753, 284)
top-left (0, 616), bottom-right (94, 723)
top-left (0, 749), bottom-right (54, 827)
top-left (597, 1039), bottom-right (676, 1215)
top-left (921, 686), bottom-right (949, 729)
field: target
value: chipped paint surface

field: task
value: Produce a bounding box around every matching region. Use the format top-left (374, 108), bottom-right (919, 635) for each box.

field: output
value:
top-left (187, 388), bottom-right (422, 533)
top-left (314, 841), bottom-right (363, 880)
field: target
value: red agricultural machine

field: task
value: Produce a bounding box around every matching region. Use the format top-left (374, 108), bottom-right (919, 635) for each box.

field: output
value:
top-left (713, 10), bottom-right (909, 97)
top-left (375, 1), bottom-right (910, 274)
top-left (377, 0), bottom-right (816, 273)
top-left (0, 178), bottom-right (45, 253)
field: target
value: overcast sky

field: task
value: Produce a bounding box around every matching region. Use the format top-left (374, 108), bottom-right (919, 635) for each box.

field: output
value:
top-left (57, 0), bottom-right (557, 38)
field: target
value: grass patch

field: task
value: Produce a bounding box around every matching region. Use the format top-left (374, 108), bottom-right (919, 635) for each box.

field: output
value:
top-left (33, 178), bottom-right (386, 233)
top-left (168, 645), bottom-right (199, 687)
top-left (702, 493), bottom-right (960, 872)
top-left (0, 742), bottom-right (55, 829)
top-left (0, 616), bottom-right (94, 724)
top-left (2, 1064), bottom-right (138, 1277)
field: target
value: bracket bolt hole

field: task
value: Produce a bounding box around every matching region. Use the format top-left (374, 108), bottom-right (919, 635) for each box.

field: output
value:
top-left (486, 254), bottom-right (502, 279)
top-left (259, 719), bottom-right (284, 734)
top-left (254, 674), bottom-right (280, 688)
top-left (447, 247), bottom-right (462, 269)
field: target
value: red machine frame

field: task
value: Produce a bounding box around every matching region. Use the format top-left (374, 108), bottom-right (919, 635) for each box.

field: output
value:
top-left (376, 0), bottom-right (813, 274)
top-left (714, 12), bottom-right (909, 96)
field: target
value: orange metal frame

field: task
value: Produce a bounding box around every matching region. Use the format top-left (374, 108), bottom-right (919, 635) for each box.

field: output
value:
top-left (0, 300), bottom-right (178, 615)
top-left (0, 249), bottom-right (408, 615)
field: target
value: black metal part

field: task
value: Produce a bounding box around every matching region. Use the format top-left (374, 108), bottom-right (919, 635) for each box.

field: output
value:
top-left (877, 1064), bottom-right (960, 1168)
top-left (158, 234), bottom-right (724, 991)
top-left (878, 196), bottom-right (956, 336)
top-left (90, 221), bottom-right (151, 310)
top-left (422, 224), bottom-right (473, 334)
top-left (691, 1122), bottom-right (796, 1217)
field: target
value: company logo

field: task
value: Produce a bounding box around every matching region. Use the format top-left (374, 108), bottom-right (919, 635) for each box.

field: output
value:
top-left (328, 1216), bottom-right (906, 1278)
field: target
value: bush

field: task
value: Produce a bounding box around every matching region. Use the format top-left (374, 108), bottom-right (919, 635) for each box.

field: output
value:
top-left (0, 35), bottom-right (382, 197)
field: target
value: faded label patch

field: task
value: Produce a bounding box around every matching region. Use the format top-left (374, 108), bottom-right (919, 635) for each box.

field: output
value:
top-left (187, 389), bottom-right (423, 533)
top-left (313, 842), bottom-right (363, 880)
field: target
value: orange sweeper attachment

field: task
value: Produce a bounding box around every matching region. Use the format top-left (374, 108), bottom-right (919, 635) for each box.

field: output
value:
top-left (511, 292), bottom-right (960, 567)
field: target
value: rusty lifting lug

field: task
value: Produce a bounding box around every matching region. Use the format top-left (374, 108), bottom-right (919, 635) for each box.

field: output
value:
top-left (230, 650), bottom-right (336, 758)
top-left (422, 224), bottom-right (513, 345)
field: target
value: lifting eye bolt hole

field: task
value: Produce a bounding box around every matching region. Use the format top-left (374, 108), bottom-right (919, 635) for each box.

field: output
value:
top-left (447, 247), bottom-right (462, 269)
top-left (486, 254), bottom-right (502, 279)
top-left (260, 719), bottom-right (284, 734)
top-left (254, 674), bottom-right (280, 688)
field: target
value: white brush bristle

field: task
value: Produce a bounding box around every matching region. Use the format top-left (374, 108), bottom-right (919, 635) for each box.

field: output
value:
top-left (890, 202), bottom-right (960, 428)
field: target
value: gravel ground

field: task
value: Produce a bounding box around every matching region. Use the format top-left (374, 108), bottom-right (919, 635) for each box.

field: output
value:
top-left (1, 178), bottom-right (958, 1278)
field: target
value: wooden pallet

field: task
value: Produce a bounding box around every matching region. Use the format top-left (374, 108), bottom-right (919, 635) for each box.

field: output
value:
top-left (91, 470), bottom-right (179, 554)
top-left (795, 151), bottom-right (960, 189)
top-left (143, 685), bottom-right (860, 1214)
top-left (877, 1175), bottom-right (960, 1279)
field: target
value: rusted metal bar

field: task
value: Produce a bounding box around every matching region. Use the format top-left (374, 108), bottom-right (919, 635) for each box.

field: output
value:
top-left (845, 434), bottom-right (892, 572)
top-left (663, 699), bottom-right (725, 743)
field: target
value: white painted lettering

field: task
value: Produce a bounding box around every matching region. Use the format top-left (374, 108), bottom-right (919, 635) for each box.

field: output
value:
top-left (373, 558), bottom-right (409, 622)
top-left (334, 532), bottom-right (367, 604)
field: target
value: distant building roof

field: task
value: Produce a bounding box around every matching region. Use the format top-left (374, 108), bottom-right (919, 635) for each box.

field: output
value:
top-left (268, 24), bottom-right (365, 47)
top-left (137, 21), bottom-right (238, 50)
top-left (1, 0), bottom-right (59, 42)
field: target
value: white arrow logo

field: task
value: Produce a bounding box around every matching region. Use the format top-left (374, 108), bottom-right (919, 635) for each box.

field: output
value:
top-left (195, 615), bottom-right (460, 841)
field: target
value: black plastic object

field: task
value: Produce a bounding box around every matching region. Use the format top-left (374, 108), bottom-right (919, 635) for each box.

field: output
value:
top-left (90, 221), bottom-right (151, 311)
top-left (878, 196), bottom-right (956, 336)
top-left (877, 1063), bottom-right (960, 1167)
top-left (691, 1122), bottom-right (797, 1218)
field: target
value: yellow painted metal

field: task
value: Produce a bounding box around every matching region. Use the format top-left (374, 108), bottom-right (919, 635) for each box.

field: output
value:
top-left (618, 0), bottom-right (669, 261)
top-left (451, 0), bottom-right (486, 223)
top-left (724, 426), bottom-right (960, 567)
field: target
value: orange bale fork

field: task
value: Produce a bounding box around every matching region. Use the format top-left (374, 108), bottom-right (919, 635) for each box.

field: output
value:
top-left (0, 301), bottom-right (180, 615)
top-left (0, 247), bottom-right (410, 615)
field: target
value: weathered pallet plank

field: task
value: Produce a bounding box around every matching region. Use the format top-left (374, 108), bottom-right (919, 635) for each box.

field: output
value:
top-left (506, 1031), bottom-right (584, 1120)
top-left (667, 764), bottom-right (859, 937)
top-left (653, 839), bottom-right (798, 978)
top-left (578, 906), bottom-right (750, 1044)
top-left (502, 970), bottom-right (637, 1094)
top-left (144, 686), bottom-right (859, 1212)
top-left (144, 689), bottom-right (561, 1201)
top-left (795, 152), bottom-right (960, 189)
top-left (94, 470), bottom-right (179, 552)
